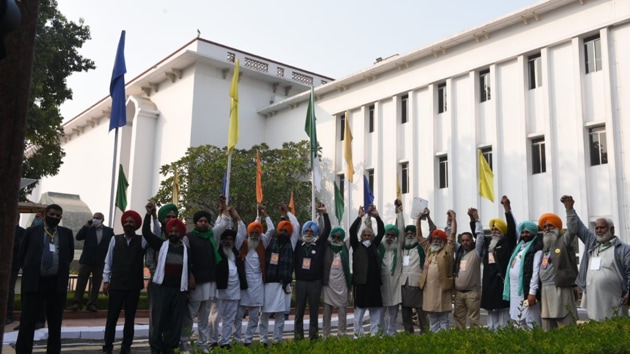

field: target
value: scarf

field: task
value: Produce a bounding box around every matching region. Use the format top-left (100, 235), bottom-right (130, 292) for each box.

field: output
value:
top-left (330, 244), bottom-right (352, 288)
top-left (153, 241), bottom-right (189, 292)
top-left (191, 228), bottom-right (222, 264)
top-left (503, 236), bottom-right (537, 300)
top-left (379, 243), bottom-right (398, 276)
top-left (404, 242), bottom-right (426, 269)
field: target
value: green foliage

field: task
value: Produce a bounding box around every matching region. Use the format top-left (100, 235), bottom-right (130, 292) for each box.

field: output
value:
top-left (153, 141), bottom-right (314, 224)
top-left (21, 0), bottom-right (95, 198)
top-left (195, 318), bottom-right (630, 353)
top-left (13, 292), bottom-right (150, 311)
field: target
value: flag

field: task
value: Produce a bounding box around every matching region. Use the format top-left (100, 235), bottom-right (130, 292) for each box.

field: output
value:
top-left (304, 87), bottom-right (321, 192)
top-left (478, 149), bottom-right (495, 202)
top-left (109, 30), bottom-right (127, 131)
top-left (343, 111), bottom-right (354, 183)
top-left (172, 168), bottom-right (180, 205)
top-left (115, 164), bottom-right (129, 212)
top-left (334, 182), bottom-right (344, 223)
top-left (289, 191), bottom-right (296, 215)
top-left (396, 173), bottom-right (402, 201)
top-left (227, 59), bottom-right (240, 154)
top-left (363, 174), bottom-right (374, 208)
top-left (256, 150), bottom-right (263, 204)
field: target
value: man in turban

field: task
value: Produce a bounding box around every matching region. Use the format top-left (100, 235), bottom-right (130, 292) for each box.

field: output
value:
top-left (503, 220), bottom-right (543, 329)
top-left (259, 203), bottom-right (299, 345)
top-left (453, 208), bottom-right (484, 330)
top-left (563, 195), bottom-right (630, 321)
top-left (293, 203), bottom-right (331, 341)
top-left (350, 204), bottom-right (385, 338)
top-left (102, 210), bottom-right (147, 354)
top-left (234, 205), bottom-right (274, 345)
top-left (322, 226), bottom-right (351, 338)
top-left (180, 202), bottom-right (233, 352)
top-left (418, 209), bottom-right (456, 332)
top-left (400, 219), bottom-right (429, 334)
top-left (479, 195), bottom-right (517, 331)
top-left (537, 209), bottom-right (578, 330)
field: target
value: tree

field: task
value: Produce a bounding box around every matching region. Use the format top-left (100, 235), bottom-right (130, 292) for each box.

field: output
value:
top-left (152, 141), bottom-right (314, 224)
top-left (20, 0), bottom-right (95, 199)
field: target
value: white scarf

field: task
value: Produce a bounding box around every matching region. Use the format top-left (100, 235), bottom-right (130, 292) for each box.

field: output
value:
top-left (152, 241), bottom-right (188, 291)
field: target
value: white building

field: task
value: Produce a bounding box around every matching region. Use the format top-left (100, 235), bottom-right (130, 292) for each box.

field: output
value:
top-left (32, 0), bottom-right (630, 240)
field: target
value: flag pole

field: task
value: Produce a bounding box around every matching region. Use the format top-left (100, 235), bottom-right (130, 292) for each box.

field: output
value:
top-left (108, 128), bottom-right (120, 227)
top-left (225, 152), bottom-right (232, 203)
top-left (347, 181), bottom-right (352, 231)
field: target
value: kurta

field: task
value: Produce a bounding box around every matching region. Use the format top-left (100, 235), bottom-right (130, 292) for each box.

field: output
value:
top-left (262, 283), bottom-right (286, 313)
top-left (322, 253), bottom-right (348, 307)
top-left (240, 249), bottom-right (264, 307)
top-left (539, 248), bottom-right (576, 319)
top-left (582, 245), bottom-right (626, 320)
top-left (422, 256), bottom-right (452, 312)
top-left (216, 258), bottom-right (240, 300)
top-left (381, 249), bottom-right (402, 306)
top-left (508, 246), bottom-right (542, 323)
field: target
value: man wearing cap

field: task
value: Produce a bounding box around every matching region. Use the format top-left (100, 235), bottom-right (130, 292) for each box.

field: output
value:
top-left (322, 226), bottom-right (351, 338)
top-left (418, 209), bottom-right (456, 332)
top-left (452, 208), bottom-right (483, 330)
top-left (350, 204), bottom-right (385, 337)
top-left (233, 205), bottom-right (275, 345)
top-left (400, 219), bottom-right (430, 334)
top-left (503, 221), bottom-right (543, 329)
top-left (480, 195), bottom-right (517, 331)
top-left (293, 203), bottom-right (331, 341)
top-left (180, 206), bottom-right (231, 352)
top-left (142, 206), bottom-right (192, 354)
top-left (562, 195), bottom-right (630, 321)
top-left (102, 210), bottom-right (147, 354)
top-left (537, 210), bottom-right (578, 330)
top-left (378, 201), bottom-right (405, 336)
top-left (259, 203), bottom-right (299, 345)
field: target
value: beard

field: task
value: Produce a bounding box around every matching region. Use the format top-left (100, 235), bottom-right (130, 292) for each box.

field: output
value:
top-left (543, 229), bottom-right (559, 249)
top-left (384, 239), bottom-right (398, 251)
top-left (302, 234), bottom-right (315, 244)
top-left (488, 234), bottom-right (504, 253)
top-left (404, 237), bottom-right (418, 247)
top-left (330, 240), bottom-right (344, 247)
top-left (223, 246), bottom-right (235, 261)
top-left (596, 231), bottom-right (614, 243)
top-left (430, 241), bottom-right (444, 253)
top-left (248, 238), bottom-right (260, 250)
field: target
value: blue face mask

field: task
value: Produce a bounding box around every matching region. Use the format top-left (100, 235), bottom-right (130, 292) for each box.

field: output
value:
top-left (33, 219), bottom-right (44, 226)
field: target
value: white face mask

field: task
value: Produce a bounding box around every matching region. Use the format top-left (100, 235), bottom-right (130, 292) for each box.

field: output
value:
top-left (92, 219), bottom-right (102, 228)
top-left (362, 240), bottom-right (372, 248)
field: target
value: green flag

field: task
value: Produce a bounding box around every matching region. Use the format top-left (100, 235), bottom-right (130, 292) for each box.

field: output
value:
top-left (115, 164), bottom-right (129, 212)
top-left (334, 181), bottom-right (344, 223)
top-left (304, 87), bottom-right (321, 191)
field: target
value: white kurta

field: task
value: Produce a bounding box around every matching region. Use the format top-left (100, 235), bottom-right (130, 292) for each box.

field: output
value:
top-left (381, 249), bottom-right (402, 306)
top-left (322, 253), bottom-right (348, 307)
top-left (262, 283), bottom-right (286, 313)
top-left (508, 246), bottom-right (542, 327)
top-left (240, 249), bottom-right (264, 307)
top-left (582, 245), bottom-right (626, 320)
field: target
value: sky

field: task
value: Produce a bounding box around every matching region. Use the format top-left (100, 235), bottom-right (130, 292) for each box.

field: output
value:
top-left (57, 0), bottom-right (539, 120)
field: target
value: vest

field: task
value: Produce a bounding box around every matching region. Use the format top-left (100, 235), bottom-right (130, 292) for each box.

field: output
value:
top-left (110, 234), bottom-right (145, 291)
top-left (216, 246), bottom-right (248, 290)
top-left (548, 235), bottom-right (578, 287)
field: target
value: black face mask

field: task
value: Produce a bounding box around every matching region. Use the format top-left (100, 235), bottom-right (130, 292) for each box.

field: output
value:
top-left (45, 216), bottom-right (60, 228)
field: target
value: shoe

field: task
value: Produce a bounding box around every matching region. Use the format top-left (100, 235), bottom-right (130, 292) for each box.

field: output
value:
top-left (87, 304), bottom-right (98, 312)
top-left (13, 324), bottom-right (20, 330)
top-left (72, 302), bottom-right (81, 311)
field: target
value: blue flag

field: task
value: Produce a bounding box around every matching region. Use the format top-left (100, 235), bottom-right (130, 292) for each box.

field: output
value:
top-left (109, 30), bottom-right (127, 131)
top-left (363, 175), bottom-right (374, 209)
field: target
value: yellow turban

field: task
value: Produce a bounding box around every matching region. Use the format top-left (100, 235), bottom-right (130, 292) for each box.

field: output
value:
top-left (489, 218), bottom-right (507, 234)
top-left (538, 213), bottom-right (563, 230)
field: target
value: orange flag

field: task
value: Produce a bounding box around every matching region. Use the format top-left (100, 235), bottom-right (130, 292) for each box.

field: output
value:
top-left (256, 150), bottom-right (263, 204)
top-left (289, 191), bottom-right (296, 215)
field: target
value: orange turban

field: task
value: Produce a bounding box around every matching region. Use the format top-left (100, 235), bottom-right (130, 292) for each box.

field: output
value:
top-left (248, 221), bottom-right (263, 234)
top-left (277, 220), bottom-right (293, 234)
top-left (538, 213), bottom-right (562, 230)
top-left (489, 218), bottom-right (507, 234)
top-left (431, 229), bottom-right (448, 242)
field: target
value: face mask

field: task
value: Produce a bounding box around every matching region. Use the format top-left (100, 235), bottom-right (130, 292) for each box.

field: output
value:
top-left (45, 216), bottom-right (60, 228)
top-left (362, 240), bottom-right (372, 248)
top-left (92, 219), bottom-right (102, 228)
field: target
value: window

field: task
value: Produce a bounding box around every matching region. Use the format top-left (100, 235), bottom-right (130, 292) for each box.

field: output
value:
top-left (340, 114), bottom-right (345, 141)
top-left (338, 174), bottom-right (345, 196)
top-left (589, 125), bottom-right (607, 166)
top-left (438, 155), bottom-right (448, 189)
top-left (401, 95), bottom-right (408, 123)
top-left (480, 70), bottom-right (491, 102)
top-left (438, 83), bottom-right (447, 113)
top-left (366, 169), bottom-right (374, 192)
top-left (368, 105), bottom-right (375, 133)
top-left (531, 137), bottom-right (546, 174)
top-left (401, 162), bottom-right (409, 194)
top-left (481, 147), bottom-right (493, 170)
top-left (528, 53), bottom-right (542, 89)
top-left (584, 35), bottom-right (602, 74)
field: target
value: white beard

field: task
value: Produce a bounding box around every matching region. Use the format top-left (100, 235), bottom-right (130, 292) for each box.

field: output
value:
top-left (302, 234), bottom-right (315, 244)
top-left (330, 240), bottom-right (344, 247)
top-left (248, 238), bottom-right (260, 250)
top-left (596, 231), bottom-right (614, 243)
top-left (384, 240), bottom-right (398, 251)
top-left (404, 238), bottom-right (418, 247)
top-left (430, 242), bottom-right (444, 253)
top-left (223, 246), bottom-right (235, 261)
top-left (543, 230), bottom-right (559, 249)
top-left (488, 234), bottom-right (504, 253)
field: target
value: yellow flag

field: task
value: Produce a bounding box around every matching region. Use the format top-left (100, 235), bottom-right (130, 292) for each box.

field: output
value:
top-left (343, 111), bottom-right (354, 182)
top-left (172, 168), bottom-right (180, 205)
top-left (396, 173), bottom-right (402, 201)
top-left (227, 59), bottom-right (239, 154)
top-left (478, 149), bottom-right (494, 202)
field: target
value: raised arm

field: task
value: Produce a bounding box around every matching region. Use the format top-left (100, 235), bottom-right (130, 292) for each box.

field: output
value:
top-left (349, 206), bottom-right (365, 249)
top-left (562, 195), bottom-right (595, 245)
top-left (502, 196), bottom-right (517, 247)
top-left (317, 203), bottom-right (331, 244)
top-left (395, 200), bottom-right (405, 248)
top-left (470, 208), bottom-right (484, 258)
top-left (370, 205), bottom-right (386, 246)
top-left (447, 210), bottom-right (457, 251)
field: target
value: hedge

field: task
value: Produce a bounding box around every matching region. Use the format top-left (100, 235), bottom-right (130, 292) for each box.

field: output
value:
top-left (12, 292), bottom-right (150, 311)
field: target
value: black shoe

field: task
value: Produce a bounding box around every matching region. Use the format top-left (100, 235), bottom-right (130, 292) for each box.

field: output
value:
top-left (72, 302), bottom-right (81, 311)
top-left (13, 324), bottom-right (20, 331)
top-left (87, 304), bottom-right (98, 312)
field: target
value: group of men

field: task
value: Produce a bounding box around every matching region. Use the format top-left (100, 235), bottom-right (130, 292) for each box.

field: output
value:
top-left (9, 194), bottom-right (630, 353)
